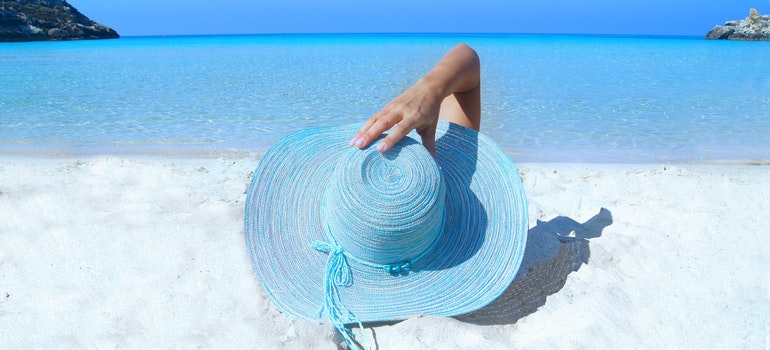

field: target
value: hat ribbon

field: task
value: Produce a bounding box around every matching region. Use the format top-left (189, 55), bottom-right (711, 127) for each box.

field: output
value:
top-left (312, 239), bottom-right (370, 350)
top-left (311, 202), bottom-right (445, 350)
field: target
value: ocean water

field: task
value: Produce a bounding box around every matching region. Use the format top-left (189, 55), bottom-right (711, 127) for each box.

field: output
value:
top-left (1, 34), bottom-right (769, 162)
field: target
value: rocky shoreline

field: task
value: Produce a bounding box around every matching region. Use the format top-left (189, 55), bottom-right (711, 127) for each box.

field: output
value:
top-left (706, 8), bottom-right (770, 41)
top-left (0, 0), bottom-right (118, 42)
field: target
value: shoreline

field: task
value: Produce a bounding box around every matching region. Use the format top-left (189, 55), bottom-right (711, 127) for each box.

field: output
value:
top-left (1, 149), bottom-right (768, 166)
top-left (0, 157), bottom-right (767, 348)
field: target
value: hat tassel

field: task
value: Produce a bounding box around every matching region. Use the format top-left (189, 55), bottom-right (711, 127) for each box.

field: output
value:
top-left (313, 240), bottom-right (370, 350)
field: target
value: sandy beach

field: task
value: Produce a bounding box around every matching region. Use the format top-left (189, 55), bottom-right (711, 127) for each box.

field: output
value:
top-left (0, 156), bottom-right (767, 349)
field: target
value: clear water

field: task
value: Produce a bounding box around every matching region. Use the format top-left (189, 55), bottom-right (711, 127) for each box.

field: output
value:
top-left (1, 34), bottom-right (769, 162)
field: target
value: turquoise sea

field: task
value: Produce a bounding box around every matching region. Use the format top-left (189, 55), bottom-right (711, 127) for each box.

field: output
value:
top-left (1, 34), bottom-right (769, 162)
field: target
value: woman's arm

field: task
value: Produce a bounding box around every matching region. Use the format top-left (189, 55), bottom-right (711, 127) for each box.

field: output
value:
top-left (349, 43), bottom-right (481, 155)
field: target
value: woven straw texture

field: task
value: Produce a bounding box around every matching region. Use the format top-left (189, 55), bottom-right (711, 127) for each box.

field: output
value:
top-left (244, 121), bottom-right (527, 323)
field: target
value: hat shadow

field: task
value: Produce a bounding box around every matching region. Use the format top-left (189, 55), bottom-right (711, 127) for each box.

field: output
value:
top-left (426, 122), bottom-right (487, 271)
top-left (454, 207), bottom-right (613, 325)
top-left (336, 210), bottom-right (613, 349)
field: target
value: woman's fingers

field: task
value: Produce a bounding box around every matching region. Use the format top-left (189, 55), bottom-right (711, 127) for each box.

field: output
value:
top-left (348, 114), bottom-right (378, 147)
top-left (375, 121), bottom-right (413, 153)
top-left (350, 81), bottom-right (443, 154)
top-left (349, 109), bottom-right (402, 149)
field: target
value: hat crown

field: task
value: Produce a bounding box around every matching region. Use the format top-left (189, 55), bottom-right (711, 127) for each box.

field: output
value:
top-left (322, 137), bottom-right (446, 266)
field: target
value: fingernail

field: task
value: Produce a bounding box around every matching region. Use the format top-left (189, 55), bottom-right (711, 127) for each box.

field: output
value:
top-left (355, 138), bottom-right (365, 147)
top-left (348, 137), bottom-right (357, 147)
top-left (376, 141), bottom-right (386, 152)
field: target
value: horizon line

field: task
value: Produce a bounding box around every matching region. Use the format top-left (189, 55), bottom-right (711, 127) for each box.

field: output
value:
top-left (118, 32), bottom-right (707, 40)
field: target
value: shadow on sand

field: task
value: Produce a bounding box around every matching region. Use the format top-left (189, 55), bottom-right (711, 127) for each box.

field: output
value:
top-left (335, 208), bottom-right (613, 349)
top-left (455, 207), bottom-right (613, 325)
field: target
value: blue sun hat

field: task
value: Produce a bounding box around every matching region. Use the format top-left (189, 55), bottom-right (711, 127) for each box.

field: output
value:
top-left (244, 120), bottom-right (527, 348)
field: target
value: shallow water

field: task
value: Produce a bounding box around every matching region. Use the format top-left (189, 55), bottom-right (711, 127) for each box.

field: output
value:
top-left (1, 34), bottom-right (768, 162)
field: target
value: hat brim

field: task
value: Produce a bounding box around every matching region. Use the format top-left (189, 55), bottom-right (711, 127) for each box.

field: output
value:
top-left (245, 121), bottom-right (527, 323)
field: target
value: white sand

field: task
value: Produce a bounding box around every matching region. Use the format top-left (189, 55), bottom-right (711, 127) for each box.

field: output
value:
top-left (0, 157), bottom-right (767, 349)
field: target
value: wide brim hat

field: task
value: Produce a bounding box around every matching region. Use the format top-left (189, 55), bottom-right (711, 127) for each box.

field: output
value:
top-left (244, 120), bottom-right (527, 323)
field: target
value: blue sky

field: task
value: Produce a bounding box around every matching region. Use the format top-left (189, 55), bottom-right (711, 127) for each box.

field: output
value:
top-left (70, 0), bottom-right (770, 37)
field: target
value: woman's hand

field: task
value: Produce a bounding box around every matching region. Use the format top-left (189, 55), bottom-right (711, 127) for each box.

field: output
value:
top-left (349, 44), bottom-right (481, 156)
top-left (349, 78), bottom-right (443, 155)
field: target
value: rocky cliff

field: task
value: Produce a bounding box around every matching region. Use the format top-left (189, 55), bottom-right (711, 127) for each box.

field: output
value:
top-left (706, 8), bottom-right (770, 41)
top-left (0, 0), bottom-right (118, 42)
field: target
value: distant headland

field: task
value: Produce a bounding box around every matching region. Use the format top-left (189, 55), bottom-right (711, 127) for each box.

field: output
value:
top-left (0, 0), bottom-right (118, 42)
top-left (706, 8), bottom-right (770, 41)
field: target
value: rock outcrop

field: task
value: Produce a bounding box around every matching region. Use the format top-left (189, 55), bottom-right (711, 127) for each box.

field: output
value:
top-left (706, 8), bottom-right (770, 41)
top-left (0, 0), bottom-right (118, 42)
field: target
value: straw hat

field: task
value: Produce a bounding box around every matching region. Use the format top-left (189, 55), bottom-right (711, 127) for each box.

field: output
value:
top-left (244, 120), bottom-right (527, 337)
